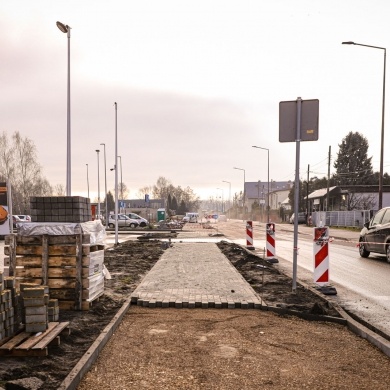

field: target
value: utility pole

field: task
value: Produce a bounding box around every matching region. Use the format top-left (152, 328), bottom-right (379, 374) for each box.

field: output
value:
top-left (326, 146), bottom-right (331, 212)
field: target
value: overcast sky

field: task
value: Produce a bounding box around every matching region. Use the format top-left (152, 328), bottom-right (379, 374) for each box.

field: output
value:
top-left (1, 1), bottom-right (389, 201)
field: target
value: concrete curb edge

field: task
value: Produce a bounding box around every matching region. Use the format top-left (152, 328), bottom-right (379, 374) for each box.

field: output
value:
top-left (58, 297), bottom-right (132, 390)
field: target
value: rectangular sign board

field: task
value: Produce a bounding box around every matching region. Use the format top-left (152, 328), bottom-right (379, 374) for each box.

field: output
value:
top-left (279, 99), bottom-right (319, 142)
top-left (0, 182), bottom-right (10, 235)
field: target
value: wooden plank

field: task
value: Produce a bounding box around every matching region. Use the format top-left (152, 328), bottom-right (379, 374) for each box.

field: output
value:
top-left (32, 322), bottom-right (70, 350)
top-left (15, 268), bottom-right (78, 278)
top-left (42, 235), bottom-right (48, 285)
top-left (0, 332), bottom-right (31, 351)
top-left (5, 235), bottom-right (42, 245)
top-left (47, 279), bottom-right (76, 289)
top-left (75, 233), bottom-right (83, 310)
top-left (8, 245), bottom-right (79, 256)
top-left (9, 253), bottom-right (98, 267)
top-left (15, 322), bottom-right (59, 350)
top-left (15, 268), bottom-right (42, 278)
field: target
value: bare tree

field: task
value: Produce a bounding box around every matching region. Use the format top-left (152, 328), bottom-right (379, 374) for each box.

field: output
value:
top-left (0, 131), bottom-right (52, 213)
top-left (136, 185), bottom-right (153, 199)
top-left (53, 184), bottom-right (66, 196)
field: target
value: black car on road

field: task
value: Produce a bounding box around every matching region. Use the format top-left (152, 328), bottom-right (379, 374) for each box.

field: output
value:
top-left (359, 207), bottom-right (390, 262)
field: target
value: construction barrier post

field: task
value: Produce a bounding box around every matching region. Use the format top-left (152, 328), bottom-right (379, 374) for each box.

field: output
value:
top-left (246, 221), bottom-right (255, 250)
top-left (313, 226), bottom-right (337, 295)
top-left (266, 223), bottom-right (278, 263)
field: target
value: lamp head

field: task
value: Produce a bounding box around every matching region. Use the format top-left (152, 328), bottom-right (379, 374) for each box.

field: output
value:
top-left (56, 21), bottom-right (69, 33)
top-left (342, 41), bottom-right (355, 45)
top-left (96, 149), bottom-right (100, 153)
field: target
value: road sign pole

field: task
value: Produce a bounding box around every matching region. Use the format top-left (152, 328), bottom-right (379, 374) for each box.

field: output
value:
top-left (292, 97), bottom-right (302, 292)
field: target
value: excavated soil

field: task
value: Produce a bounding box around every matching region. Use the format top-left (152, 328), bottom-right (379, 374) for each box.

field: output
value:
top-left (0, 239), bottom-right (382, 389)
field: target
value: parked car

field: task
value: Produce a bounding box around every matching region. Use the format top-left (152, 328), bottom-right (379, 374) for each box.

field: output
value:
top-left (289, 212), bottom-right (307, 224)
top-left (17, 215), bottom-right (31, 222)
top-left (126, 213), bottom-right (149, 227)
top-left (108, 214), bottom-right (139, 228)
top-left (12, 215), bottom-right (22, 228)
top-left (359, 207), bottom-right (390, 262)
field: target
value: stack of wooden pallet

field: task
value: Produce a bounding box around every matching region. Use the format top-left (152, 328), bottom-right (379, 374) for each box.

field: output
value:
top-left (4, 233), bottom-right (105, 310)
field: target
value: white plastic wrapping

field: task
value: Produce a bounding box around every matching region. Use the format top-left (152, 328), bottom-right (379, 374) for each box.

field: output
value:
top-left (16, 220), bottom-right (106, 245)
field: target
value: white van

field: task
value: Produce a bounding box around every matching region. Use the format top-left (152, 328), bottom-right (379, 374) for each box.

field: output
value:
top-left (182, 212), bottom-right (199, 223)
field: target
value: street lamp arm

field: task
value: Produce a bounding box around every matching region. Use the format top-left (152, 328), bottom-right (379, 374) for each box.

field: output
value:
top-left (342, 41), bottom-right (385, 51)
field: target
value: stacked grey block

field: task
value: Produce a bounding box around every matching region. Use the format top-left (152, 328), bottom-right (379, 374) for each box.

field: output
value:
top-left (30, 196), bottom-right (92, 223)
top-left (0, 276), bottom-right (22, 340)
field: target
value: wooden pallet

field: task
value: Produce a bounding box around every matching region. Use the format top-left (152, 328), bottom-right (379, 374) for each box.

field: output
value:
top-left (0, 322), bottom-right (70, 357)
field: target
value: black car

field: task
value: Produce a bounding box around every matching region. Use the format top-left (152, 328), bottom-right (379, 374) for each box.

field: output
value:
top-left (359, 207), bottom-right (390, 262)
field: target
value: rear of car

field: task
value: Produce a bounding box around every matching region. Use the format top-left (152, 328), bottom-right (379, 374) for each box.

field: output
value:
top-left (359, 207), bottom-right (390, 262)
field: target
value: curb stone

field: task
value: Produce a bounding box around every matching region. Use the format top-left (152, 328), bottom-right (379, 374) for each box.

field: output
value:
top-left (58, 297), bottom-right (132, 390)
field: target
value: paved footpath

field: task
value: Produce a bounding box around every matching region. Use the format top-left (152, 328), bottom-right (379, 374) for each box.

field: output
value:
top-left (131, 242), bottom-right (263, 309)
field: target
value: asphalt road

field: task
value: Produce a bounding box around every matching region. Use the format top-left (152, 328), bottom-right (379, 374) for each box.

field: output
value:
top-left (214, 219), bottom-right (390, 339)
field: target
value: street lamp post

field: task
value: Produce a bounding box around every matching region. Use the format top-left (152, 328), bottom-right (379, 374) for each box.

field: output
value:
top-left (222, 180), bottom-right (231, 217)
top-left (96, 150), bottom-right (101, 220)
top-left (114, 103), bottom-right (118, 245)
top-left (252, 146), bottom-right (270, 223)
top-left (233, 167), bottom-right (246, 218)
top-left (86, 164), bottom-right (89, 199)
top-left (56, 21), bottom-right (72, 196)
top-left (100, 143), bottom-right (108, 227)
top-left (118, 155), bottom-right (123, 212)
top-left (342, 41), bottom-right (386, 209)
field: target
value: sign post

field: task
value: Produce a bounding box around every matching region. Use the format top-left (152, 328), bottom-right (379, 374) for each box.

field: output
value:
top-left (279, 97), bottom-right (319, 291)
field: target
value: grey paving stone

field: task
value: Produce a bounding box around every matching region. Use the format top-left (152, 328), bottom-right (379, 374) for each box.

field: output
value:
top-left (131, 242), bottom-right (263, 309)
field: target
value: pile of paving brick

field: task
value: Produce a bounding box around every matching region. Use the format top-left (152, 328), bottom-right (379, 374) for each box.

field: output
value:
top-left (30, 196), bottom-right (92, 223)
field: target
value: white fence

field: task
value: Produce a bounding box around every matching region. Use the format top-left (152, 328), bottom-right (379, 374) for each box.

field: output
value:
top-left (312, 210), bottom-right (373, 228)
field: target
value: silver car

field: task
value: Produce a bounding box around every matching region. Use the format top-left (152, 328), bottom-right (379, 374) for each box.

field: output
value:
top-left (108, 214), bottom-right (139, 228)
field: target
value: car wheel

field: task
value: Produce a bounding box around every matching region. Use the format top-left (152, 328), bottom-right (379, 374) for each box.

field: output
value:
top-left (140, 222), bottom-right (146, 227)
top-left (108, 223), bottom-right (114, 228)
top-left (359, 240), bottom-right (370, 258)
top-left (386, 244), bottom-right (390, 263)
top-left (130, 223), bottom-right (137, 228)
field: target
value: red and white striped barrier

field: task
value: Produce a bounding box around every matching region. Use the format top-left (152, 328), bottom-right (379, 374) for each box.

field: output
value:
top-left (266, 223), bottom-right (277, 262)
top-left (246, 221), bottom-right (255, 250)
top-left (313, 226), bottom-right (329, 285)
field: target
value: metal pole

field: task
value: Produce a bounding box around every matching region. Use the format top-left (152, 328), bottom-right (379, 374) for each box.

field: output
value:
top-left (267, 149), bottom-right (270, 223)
top-left (66, 27), bottom-right (71, 196)
top-left (342, 41), bottom-right (386, 209)
top-left (56, 21), bottom-right (72, 196)
top-left (114, 103), bottom-right (119, 245)
top-left (96, 150), bottom-right (100, 219)
top-left (292, 97), bottom-right (302, 292)
top-left (86, 163), bottom-right (89, 199)
top-left (100, 143), bottom-right (108, 227)
top-left (380, 49), bottom-right (386, 209)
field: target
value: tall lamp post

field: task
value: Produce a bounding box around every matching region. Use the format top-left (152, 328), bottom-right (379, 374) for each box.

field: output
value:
top-left (56, 21), bottom-right (72, 196)
top-left (118, 155), bottom-right (123, 212)
top-left (86, 164), bottom-right (89, 199)
top-left (100, 143), bottom-right (108, 227)
top-left (96, 149), bottom-right (101, 219)
top-left (222, 180), bottom-right (231, 217)
top-left (233, 167), bottom-right (246, 218)
top-left (342, 41), bottom-right (386, 209)
top-left (252, 146), bottom-right (270, 223)
top-left (114, 103), bottom-right (118, 245)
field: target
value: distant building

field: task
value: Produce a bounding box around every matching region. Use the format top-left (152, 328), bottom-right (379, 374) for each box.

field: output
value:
top-left (244, 181), bottom-right (293, 211)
